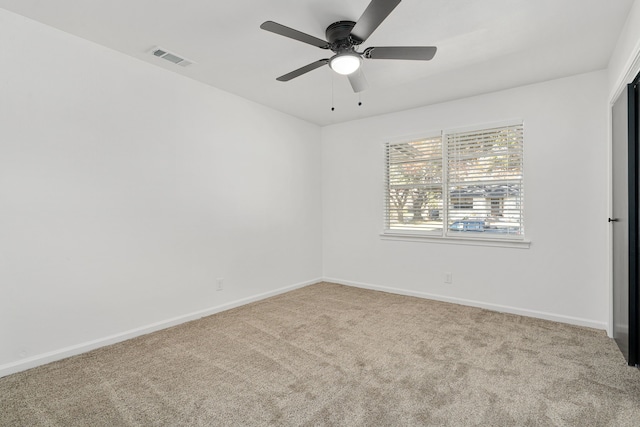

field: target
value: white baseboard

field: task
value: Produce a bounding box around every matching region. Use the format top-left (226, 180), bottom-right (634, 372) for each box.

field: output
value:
top-left (0, 278), bottom-right (321, 378)
top-left (2, 276), bottom-right (608, 378)
top-left (325, 277), bottom-right (608, 332)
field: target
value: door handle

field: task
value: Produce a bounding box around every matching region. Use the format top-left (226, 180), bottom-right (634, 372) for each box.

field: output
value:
top-left (608, 218), bottom-right (619, 222)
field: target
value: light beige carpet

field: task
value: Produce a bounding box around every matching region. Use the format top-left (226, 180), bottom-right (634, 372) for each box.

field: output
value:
top-left (1, 282), bottom-right (639, 426)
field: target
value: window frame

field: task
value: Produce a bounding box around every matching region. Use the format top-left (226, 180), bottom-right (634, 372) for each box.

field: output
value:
top-left (381, 120), bottom-right (530, 248)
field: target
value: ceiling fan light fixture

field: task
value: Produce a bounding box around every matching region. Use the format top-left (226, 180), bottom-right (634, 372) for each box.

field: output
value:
top-left (329, 53), bottom-right (361, 75)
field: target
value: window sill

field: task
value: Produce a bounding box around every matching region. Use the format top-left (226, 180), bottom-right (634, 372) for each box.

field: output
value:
top-left (380, 232), bottom-right (531, 249)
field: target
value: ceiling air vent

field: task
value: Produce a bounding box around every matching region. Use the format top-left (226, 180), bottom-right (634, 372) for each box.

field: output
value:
top-left (151, 47), bottom-right (194, 67)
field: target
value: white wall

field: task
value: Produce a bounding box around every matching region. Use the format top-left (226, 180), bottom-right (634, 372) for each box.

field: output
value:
top-left (322, 71), bottom-right (609, 330)
top-left (0, 9), bottom-right (322, 376)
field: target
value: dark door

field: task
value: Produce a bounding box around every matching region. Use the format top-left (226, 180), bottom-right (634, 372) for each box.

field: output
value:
top-left (612, 87), bottom-right (630, 361)
top-left (613, 73), bottom-right (640, 366)
top-left (631, 75), bottom-right (640, 366)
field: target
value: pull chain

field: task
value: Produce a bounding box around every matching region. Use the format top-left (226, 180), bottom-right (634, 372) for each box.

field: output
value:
top-left (331, 73), bottom-right (335, 111)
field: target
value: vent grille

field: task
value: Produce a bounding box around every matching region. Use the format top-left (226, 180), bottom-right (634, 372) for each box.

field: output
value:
top-left (150, 47), bottom-right (194, 67)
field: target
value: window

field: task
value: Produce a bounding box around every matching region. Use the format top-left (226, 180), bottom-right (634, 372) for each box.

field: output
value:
top-left (384, 122), bottom-right (524, 240)
top-left (385, 136), bottom-right (443, 233)
top-left (452, 197), bottom-right (473, 209)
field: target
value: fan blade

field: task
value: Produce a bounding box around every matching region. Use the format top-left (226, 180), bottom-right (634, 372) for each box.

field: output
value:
top-left (364, 46), bottom-right (437, 60)
top-left (260, 21), bottom-right (330, 49)
top-left (348, 69), bottom-right (369, 93)
top-left (350, 0), bottom-right (401, 43)
top-left (276, 59), bottom-right (329, 82)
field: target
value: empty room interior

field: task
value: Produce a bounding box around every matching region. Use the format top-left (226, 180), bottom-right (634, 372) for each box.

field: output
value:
top-left (2, 0), bottom-right (640, 425)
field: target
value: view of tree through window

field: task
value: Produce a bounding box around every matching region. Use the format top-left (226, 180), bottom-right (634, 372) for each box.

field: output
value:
top-left (385, 136), bottom-right (443, 232)
top-left (385, 123), bottom-right (524, 238)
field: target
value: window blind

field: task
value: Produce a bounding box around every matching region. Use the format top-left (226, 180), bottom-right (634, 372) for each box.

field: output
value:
top-left (446, 123), bottom-right (524, 236)
top-left (385, 136), bottom-right (443, 233)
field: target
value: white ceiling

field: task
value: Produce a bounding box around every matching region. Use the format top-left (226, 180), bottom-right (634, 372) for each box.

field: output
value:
top-left (0, 0), bottom-right (634, 126)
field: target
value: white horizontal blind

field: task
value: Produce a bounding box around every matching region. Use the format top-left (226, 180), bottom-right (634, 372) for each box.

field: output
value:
top-left (385, 137), bottom-right (443, 233)
top-left (446, 123), bottom-right (524, 237)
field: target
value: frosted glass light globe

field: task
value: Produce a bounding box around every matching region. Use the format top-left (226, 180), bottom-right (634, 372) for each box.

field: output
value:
top-left (330, 53), bottom-right (361, 75)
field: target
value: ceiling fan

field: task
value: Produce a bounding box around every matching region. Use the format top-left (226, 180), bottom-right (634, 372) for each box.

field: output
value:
top-left (260, 0), bottom-right (437, 93)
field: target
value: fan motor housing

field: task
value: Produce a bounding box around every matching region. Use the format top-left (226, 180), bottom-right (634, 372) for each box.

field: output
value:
top-left (326, 21), bottom-right (360, 51)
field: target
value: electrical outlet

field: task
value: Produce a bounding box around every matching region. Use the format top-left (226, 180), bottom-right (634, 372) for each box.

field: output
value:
top-left (216, 277), bottom-right (224, 291)
top-left (445, 272), bottom-right (453, 284)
